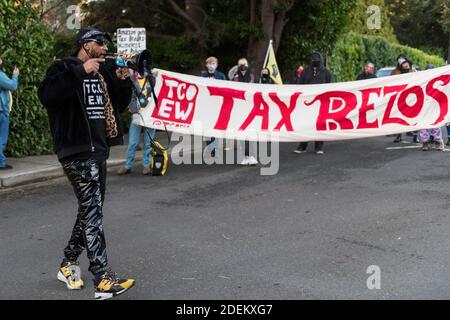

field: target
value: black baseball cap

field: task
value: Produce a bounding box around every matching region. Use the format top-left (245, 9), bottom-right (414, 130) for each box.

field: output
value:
top-left (71, 28), bottom-right (112, 56)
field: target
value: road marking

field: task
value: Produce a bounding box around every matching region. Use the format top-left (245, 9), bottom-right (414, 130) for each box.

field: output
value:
top-left (386, 146), bottom-right (449, 151)
top-left (386, 146), bottom-right (421, 150)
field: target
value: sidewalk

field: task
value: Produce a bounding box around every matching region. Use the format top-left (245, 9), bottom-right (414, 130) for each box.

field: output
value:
top-left (0, 144), bottom-right (140, 189)
top-left (0, 132), bottom-right (207, 190)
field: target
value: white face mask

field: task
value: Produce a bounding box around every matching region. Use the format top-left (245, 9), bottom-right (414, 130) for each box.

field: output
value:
top-left (207, 63), bottom-right (217, 73)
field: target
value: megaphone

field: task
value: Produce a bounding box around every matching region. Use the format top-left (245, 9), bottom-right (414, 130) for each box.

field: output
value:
top-left (104, 49), bottom-right (152, 74)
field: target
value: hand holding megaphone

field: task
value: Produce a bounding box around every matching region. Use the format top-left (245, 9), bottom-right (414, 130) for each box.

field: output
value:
top-left (116, 67), bottom-right (131, 80)
top-left (83, 58), bottom-right (105, 75)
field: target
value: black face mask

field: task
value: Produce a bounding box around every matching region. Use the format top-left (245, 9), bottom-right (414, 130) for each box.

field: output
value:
top-left (312, 60), bottom-right (320, 68)
top-left (239, 65), bottom-right (247, 72)
top-left (262, 73), bottom-right (269, 79)
top-left (400, 68), bottom-right (410, 74)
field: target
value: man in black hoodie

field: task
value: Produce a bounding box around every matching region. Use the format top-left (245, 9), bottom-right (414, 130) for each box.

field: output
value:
top-left (38, 28), bottom-right (135, 300)
top-left (294, 51), bottom-right (333, 155)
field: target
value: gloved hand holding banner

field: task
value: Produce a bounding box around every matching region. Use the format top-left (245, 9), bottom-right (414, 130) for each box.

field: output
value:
top-left (136, 66), bottom-right (450, 142)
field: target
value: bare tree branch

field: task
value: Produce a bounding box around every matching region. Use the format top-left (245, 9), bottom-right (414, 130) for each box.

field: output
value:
top-left (164, 0), bottom-right (201, 32)
top-left (40, 0), bottom-right (66, 19)
top-left (273, 11), bottom-right (288, 52)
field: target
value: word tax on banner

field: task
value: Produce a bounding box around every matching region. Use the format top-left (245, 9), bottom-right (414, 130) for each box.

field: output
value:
top-left (136, 66), bottom-right (450, 142)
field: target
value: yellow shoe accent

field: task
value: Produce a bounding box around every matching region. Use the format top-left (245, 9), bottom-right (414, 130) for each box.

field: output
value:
top-left (57, 263), bottom-right (84, 290)
top-left (94, 274), bottom-right (135, 300)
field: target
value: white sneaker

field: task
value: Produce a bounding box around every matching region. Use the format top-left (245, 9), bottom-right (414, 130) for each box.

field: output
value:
top-left (240, 156), bottom-right (250, 165)
top-left (248, 156), bottom-right (258, 166)
top-left (315, 150), bottom-right (324, 155)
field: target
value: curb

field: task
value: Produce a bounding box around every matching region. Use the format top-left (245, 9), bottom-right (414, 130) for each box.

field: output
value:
top-left (0, 158), bottom-right (131, 189)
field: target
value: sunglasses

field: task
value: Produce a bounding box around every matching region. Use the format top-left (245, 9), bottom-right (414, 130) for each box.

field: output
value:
top-left (86, 39), bottom-right (108, 47)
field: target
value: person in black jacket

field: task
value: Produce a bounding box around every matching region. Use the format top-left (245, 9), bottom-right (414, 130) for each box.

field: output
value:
top-left (38, 28), bottom-right (135, 300)
top-left (232, 58), bottom-right (258, 165)
top-left (356, 62), bottom-right (377, 80)
top-left (294, 51), bottom-right (333, 155)
top-left (259, 68), bottom-right (275, 84)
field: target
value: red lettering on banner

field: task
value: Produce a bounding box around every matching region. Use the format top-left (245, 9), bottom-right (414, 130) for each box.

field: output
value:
top-left (207, 86), bottom-right (246, 130)
top-left (397, 86), bottom-right (424, 125)
top-left (358, 88), bottom-right (381, 129)
top-left (270, 92), bottom-right (302, 131)
top-left (240, 92), bottom-right (270, 130)
top-left (152, 75), bottom-right (198, 124)
top-left (426, 75), bottom-right (450, 125)
top-left (305, 91), bottom-right (357, 131)
top-left (381, 84), bottom-right (408, 126)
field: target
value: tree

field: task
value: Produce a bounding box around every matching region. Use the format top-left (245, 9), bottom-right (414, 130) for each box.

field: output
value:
top-left (278, 0), bottom-right (356, 79)
top-left (77, 0), bottom-right (356, 77)
top-left (0, 0), bottom-right (55, 156)
top-left (386, 0), bottom-right (450, 60)
top-left (347, 0), bottom-right (397, 42)
top-left (439, 1), bottom-right (450, 62)
top-left (245, 0), bottom-right (294, 73)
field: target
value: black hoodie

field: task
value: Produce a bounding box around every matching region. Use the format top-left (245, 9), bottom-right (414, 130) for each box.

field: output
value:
top-left (38, 57), bottom-right (132, 161)
top-left (296, 52), bottom-right (333, 85)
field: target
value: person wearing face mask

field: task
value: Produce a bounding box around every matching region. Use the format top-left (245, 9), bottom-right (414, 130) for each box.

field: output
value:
top-left (294, 51), bottom-right (333, 155)
top-left (259, 68), bottom-right (274, 84)
top-left (291, 65), bottom-right (303, 84)
top-left (0, 57), bottom-right (19, 170)
top-left (356, 62), bottom-right (377, 80)
top-left (201, 56), bottom-right (226, 80)
top-left (391, 54), bottom-right (419, 143)
top-left (232, 58), bottom-right (257, 165)
top-left (201, 57), bottom-right (226, 157)
top-left (232, 58), bottom-right (255, 83)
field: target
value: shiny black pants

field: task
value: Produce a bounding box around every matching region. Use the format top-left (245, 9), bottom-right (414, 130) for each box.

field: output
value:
top-left (61, 159), bottom-right (108, 276)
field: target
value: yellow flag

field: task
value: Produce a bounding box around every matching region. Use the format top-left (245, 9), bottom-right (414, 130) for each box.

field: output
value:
top-left (263, 40), bottom-right (283, 85)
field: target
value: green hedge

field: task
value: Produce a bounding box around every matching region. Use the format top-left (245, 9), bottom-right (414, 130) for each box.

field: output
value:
top-left (0, 1), bottom-right (55, 157)
top-left (329, 32), bottom-right (446, 82)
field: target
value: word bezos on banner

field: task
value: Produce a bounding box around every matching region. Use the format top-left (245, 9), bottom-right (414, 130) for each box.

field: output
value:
top-left (137, 67), bottom-right (450, 142)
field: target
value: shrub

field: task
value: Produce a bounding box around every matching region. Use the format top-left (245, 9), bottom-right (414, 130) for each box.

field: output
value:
top-left (0, 1), bottom-right (55, 157)
top-left (329, 32), bottom-right (446, 82)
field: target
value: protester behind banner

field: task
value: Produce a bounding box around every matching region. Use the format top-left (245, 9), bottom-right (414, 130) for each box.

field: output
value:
top-left (418, 63), bottom-right (445, 151)
top-left (356, 62), bottom-right (377, 80)
top-left (291, 65), bottom-right (304, 84)
top-left (232, 57), bottom-right (257, 165)
top-left (293, 51), bottom-right (333, 155)
top-left (201, 56), bottom-right (226, 157)
top-left (392, 54), bottom-right (419, 143)
top-left (0, 56), bottom-right (19, 170)
top-left (259, 68), bottom-right (275, 84)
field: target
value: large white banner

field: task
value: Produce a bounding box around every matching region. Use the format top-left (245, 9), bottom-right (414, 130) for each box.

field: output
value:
top-left (136, 66), bottom-right (450, 142)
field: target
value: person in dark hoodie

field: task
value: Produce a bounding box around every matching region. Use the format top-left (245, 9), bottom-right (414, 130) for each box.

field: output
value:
top-left (38, 28), bottom-right (135, 300)
top-left (294, 51), bottom-right (333, 155)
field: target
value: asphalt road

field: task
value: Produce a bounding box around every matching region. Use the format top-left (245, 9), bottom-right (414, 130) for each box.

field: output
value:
top-left (1, 136), bottom-right (450, 300)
